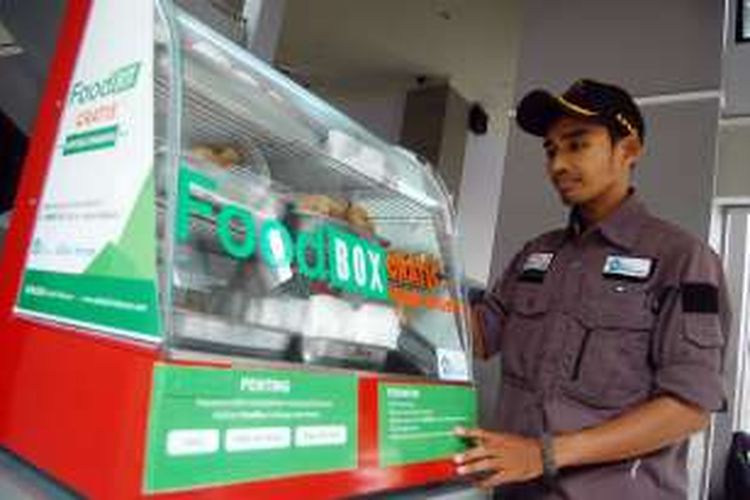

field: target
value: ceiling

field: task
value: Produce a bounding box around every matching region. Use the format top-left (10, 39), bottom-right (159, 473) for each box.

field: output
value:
top-left (275, 0), bottom-right (521, 132)
top-left (0, 0), bottom-right (521, 134)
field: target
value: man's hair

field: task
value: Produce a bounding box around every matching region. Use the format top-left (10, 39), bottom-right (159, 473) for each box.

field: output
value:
top-left (605, 122), bottom-right (630, 144)
top-left (590, 117), bottom-right (632, 146)
top-left (595, 118), bottom-right (640, 169)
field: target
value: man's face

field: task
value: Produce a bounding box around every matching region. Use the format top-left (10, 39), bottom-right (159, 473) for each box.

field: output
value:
top-left (543, 117), bottom-right (636, 207)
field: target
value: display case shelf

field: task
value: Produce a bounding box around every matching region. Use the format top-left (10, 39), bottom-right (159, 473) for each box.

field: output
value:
top-left (157, 76), bottom-right (441, 217)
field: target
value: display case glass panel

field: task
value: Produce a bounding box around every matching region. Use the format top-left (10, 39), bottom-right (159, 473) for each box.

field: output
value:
top-left (159, 10), bottom-right (471, 381)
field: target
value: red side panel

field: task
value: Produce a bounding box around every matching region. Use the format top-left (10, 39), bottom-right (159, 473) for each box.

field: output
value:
top-left (0, 0), bottom-right (159, 498)
top-left (150, 460), bottom-right (458, 500)
top-left (1, 319), bottom-right (158, 498)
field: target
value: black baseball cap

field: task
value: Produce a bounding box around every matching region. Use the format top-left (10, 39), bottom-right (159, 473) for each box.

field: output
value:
top-left (516, 79), bottom-right (645, 143)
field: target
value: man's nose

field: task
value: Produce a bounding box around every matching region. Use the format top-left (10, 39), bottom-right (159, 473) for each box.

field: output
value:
top-left (548, 153), bottom-right (570, 175)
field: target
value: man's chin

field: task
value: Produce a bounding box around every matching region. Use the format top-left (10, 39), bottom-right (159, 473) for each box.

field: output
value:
top-left (557, 192), bottom-right (578, 206)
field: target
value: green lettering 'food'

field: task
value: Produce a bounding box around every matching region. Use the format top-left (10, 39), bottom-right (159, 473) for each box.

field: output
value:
top-left (177, 168), bottom-right (215, 242)
top-left (217, 205), bottom-right (256, 258)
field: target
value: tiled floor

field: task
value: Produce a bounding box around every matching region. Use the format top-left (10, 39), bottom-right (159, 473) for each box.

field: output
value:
top-left (0, 447), bottom-right (487, 499)
top-left (0, 449), bottom-right (81, 500)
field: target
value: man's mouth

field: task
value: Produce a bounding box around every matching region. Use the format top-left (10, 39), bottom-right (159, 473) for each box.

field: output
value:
top-left (554, 177), bottom-right (581, 192)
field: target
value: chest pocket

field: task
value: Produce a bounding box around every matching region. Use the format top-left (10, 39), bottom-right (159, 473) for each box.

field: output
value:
top-left (562, 280), bottom-right (656, 409)
top-left (500, 282), bottom-right (550, 387)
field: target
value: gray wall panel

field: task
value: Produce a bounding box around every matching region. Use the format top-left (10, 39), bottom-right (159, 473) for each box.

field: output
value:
top-left (631, 99), bottom-right (719, 238)
top-left (515, 0), bottom-right (723, 98)
top-left (490, 0), bottom-right (724, 280)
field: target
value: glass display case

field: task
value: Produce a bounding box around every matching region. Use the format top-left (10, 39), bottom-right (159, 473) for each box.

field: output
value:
top-left (155, 7), bottom-right (471, 381)
top-left (0, 0), bottom-right (477, 498)
top-left (1, 1), bottom-right (476, 496)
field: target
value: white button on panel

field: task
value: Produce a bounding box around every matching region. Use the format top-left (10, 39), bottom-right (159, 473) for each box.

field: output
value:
top-left (225, 427), bottom-right (292, 452)
top-left (294, 425), bottom-right (348, 447)
top-left (166, 429), bottom-right (220, 457)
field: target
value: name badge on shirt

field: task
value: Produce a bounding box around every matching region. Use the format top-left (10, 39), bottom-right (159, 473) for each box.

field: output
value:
top-left (602, 255), bottom-right (654, 281)
top-left (520, 252), bottom-right (554, 283)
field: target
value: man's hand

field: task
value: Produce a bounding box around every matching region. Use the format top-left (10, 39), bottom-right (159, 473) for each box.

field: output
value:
top-left (469, 304), bottom-right (489, 359)
top-left (453, 427), bottom-right (543, 489)
top-left (452, 396), bottom-right (708, 491)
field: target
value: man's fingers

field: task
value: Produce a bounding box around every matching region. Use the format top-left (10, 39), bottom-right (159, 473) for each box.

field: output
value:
top-left (453, 445), bottom-right (492, 466)
top-left (478, 471), bottom-right (507, 490)
top-left (454, 426), bottom-right (492, 441)
top-left (456, 458), bottom-right (499, 476)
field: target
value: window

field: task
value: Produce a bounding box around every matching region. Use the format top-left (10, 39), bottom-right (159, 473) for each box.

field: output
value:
top-left (717, 207), bottom-right (750, 431)
top-left (738, 0), bottom-right (750, 43)
top-left (728, 208), bottom-right (750, 431)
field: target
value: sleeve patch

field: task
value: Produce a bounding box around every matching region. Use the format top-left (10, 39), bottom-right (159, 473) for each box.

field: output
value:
top-left (518, 269), bottom-right (546, 283)
top-left (681, 283), bottom-right (719, 314)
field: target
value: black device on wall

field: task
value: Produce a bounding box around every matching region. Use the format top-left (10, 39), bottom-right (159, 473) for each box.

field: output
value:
top-left (0, 110), bottom-right (28, 214)
top-left (738, 0), bottom-right (749, 43)
top-left (468, 103), bottom-right (488, 135)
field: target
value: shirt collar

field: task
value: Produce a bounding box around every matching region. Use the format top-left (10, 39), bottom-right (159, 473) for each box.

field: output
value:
top-left (568, 190), bottom-right (647, 251)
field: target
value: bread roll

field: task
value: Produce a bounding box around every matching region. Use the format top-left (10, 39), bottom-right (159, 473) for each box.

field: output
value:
top-left (297, 195), bottom-right (348, 219)
top-left (346, 203), bottom-right (375, 235)
top-left (189, 144), bottom-right (242, 169)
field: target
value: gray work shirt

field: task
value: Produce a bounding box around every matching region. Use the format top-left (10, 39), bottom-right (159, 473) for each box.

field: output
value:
top-left (478, 195), bottom-right (731, 500)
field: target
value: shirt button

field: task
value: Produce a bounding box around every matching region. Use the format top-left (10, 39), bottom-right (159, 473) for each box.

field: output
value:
top-left (570, 261), bottom-right (583, 270)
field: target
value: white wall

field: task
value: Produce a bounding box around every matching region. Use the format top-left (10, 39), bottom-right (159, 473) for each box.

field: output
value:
top-left (456, 128), bottom-right (506, 284)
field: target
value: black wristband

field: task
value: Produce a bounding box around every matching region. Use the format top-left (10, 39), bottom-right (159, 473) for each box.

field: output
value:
top-left (541, 432), bottom-right (558, 483)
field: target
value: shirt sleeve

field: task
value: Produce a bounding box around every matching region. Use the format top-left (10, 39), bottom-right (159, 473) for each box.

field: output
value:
top-left (652, 242), bottom-right (732, 412)
top-left (475, 246), bottom-right (527, 358)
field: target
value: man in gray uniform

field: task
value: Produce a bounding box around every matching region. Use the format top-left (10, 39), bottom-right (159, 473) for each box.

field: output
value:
top-left (454, 79), bottom-right (731, 499)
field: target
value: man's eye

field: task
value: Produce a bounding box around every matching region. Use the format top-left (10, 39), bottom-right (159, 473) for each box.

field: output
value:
top-left (544, 148), bottom-right (556, 159)
top-left (568, 139), bottom-right (587, 152)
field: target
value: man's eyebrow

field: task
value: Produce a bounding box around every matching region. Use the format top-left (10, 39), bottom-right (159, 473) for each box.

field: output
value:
top-left (544, 127), bottom-right (593, 149)
top-left (559, 128), bottom-right (592, 141)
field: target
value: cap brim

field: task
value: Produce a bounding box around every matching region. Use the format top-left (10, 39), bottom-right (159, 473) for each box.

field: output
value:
top-left (516, 90), bottom-right (594, 137)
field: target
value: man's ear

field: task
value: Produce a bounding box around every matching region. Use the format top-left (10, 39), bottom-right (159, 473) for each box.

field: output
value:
top-left (620, 135), bottom-right (643, 169)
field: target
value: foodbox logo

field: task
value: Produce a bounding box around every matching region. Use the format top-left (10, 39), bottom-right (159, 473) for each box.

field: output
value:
top-left (69, 62), bottom-right (142, 106)
top-left (62, 61), bottom-right (143, 156)
top-left (177, 168), bottom-right (388, 300)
